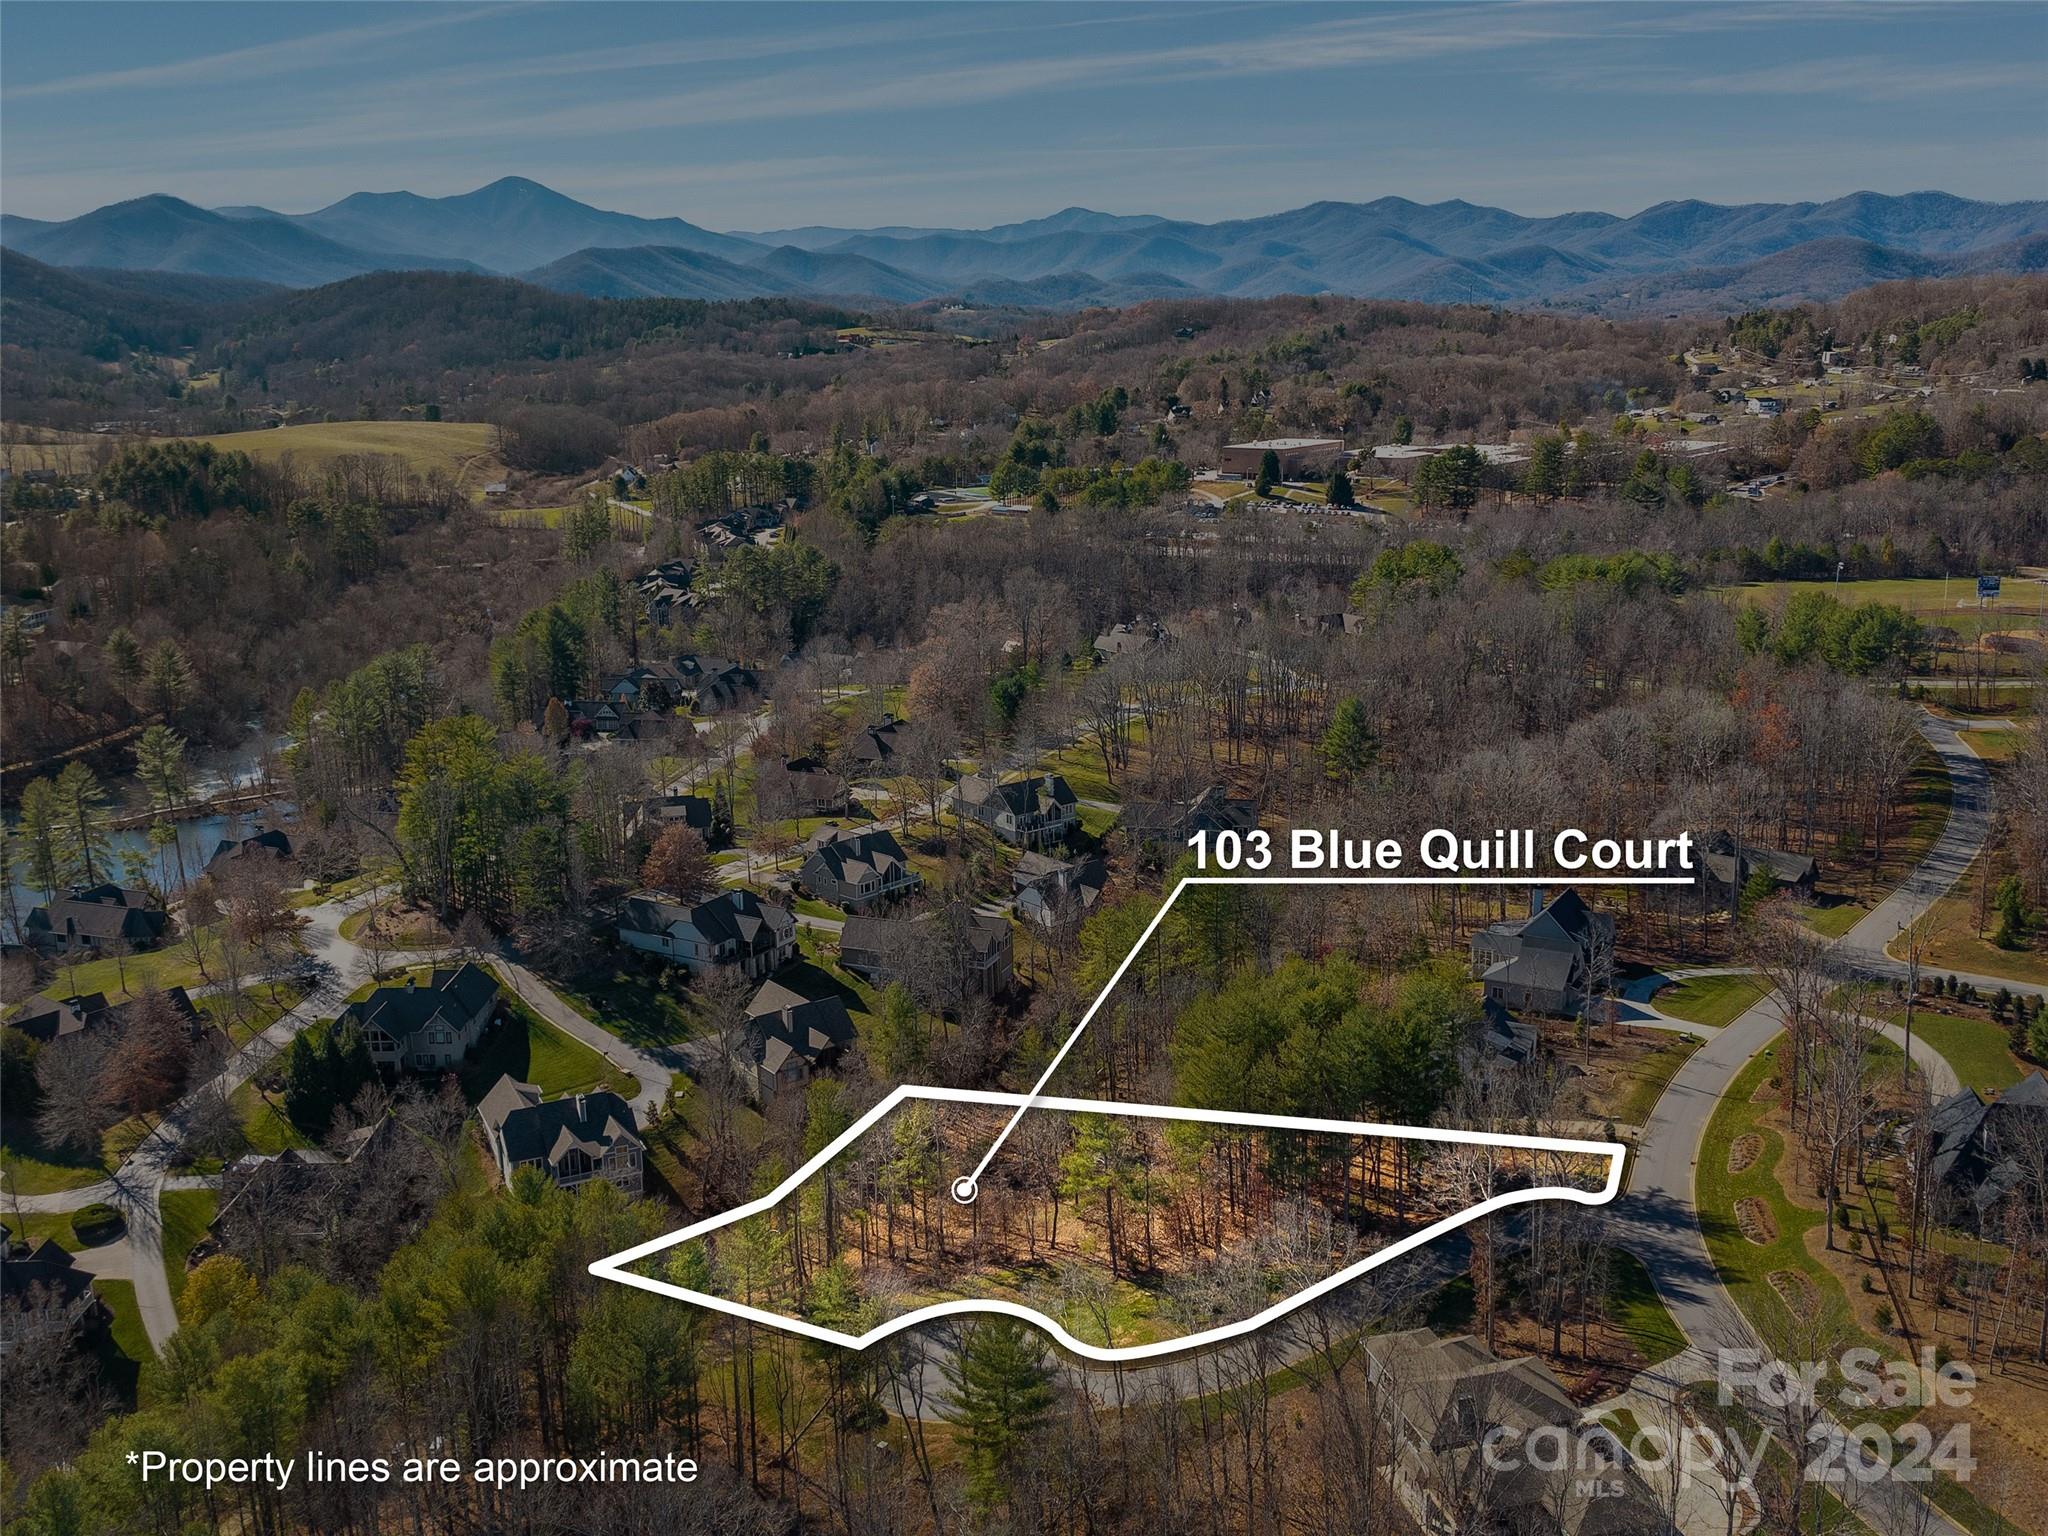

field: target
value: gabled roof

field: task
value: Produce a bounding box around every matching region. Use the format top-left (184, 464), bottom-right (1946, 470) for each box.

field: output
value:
top-left (744, 979), bottom-right (855, 1075)
top-left (620, 888), bottom-right (793, 953)
top-left (25, 884), bottom-right (167, 943)
top-left (480, 1075), bottom-right (641, 1168)
top-left (801, 826), bottom-right (913, 888)
top-left (341, 963), bottom-right (498, 1046)
top-left (207, 828), bottom-right (292, 870)
top-left (846, 715), bottom-right (904, 764)
top-left (952, 773), bottom-right (1077, 819)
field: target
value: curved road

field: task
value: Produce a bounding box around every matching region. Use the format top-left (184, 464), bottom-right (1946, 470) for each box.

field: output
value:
top-left (1611, 713), bottom-right (2038, 1536)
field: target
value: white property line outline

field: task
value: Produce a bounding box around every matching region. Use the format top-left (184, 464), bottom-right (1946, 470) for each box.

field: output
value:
top-left (588, 1084), bottom-right (1625, 1362)
top-left (958, 872), bottom-right (1691, 1200)
top-left (591, 870), bottom-right (1679, 1359)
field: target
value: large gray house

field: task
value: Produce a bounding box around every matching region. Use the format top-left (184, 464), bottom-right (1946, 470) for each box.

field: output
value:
top-left (1469, 888), bottom-right (1614, 1018)
top-left (839, 904), bottom-right (1014, 1000)
top-left (948, 773), bottom-right (1079, 850)
top-left (735, 978), bottom-right (857, 1100)
top-left (618, 888), bottom-right (795, 977)
top-left (23, 883), bottom-right (168, 952)
top-left (478, 1076), bottom-right (643, 1194)
top-left (337, 963), bottom-right (501, 1073)
top-left (798, 824), bottom-right (921, 911)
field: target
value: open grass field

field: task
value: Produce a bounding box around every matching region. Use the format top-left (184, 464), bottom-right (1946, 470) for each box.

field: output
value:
top-left (1892, 882), bottom-right (2048, 986)
top-left (1653, 972), bottom-right (1766, 1028)
top-left (183, 420), bottom-right (505, 488)
top-left (455, 996), bottom-right (638, 1104)
top-left (1715, 576), bottom-right (2048, 643)
top-left (1885, 1006), bottom-right (2029, 1095)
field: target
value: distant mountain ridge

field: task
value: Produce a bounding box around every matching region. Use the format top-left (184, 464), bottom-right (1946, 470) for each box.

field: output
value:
top-left (5, 178), bottom-right (2045, 312)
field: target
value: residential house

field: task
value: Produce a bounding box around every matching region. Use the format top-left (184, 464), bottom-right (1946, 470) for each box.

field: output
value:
top-left (637, 560), bottom-right (697, 629)
top-left (206, 1121), bottom-right (395, 1270)
top-left (632, 790), bottom-right (717, 843)
top-left (602, 663), bottom-right (684, 715)
top-left (1093, 621), bottom-right (1168, 660)
top-left (1469, 888), bottom-right (1615, 1018)
top-left (7, 985), bottom-right (209, 1048)
top-left (1121, 785), bottom-right (1258, 852)
top-left (567, 697), bottom-right (627, 738)
top-left (337, 963), bottom-right (501, 1073)
top-left (1700, 831), bottom-right (1818, 901)
top-left (206, 827), bottom-right (293, 873)
top-left (759, 756), bottom-right (849, 818)
top-left (23, 884), bottom-right (168, 952)
top-left (478, 1076), bottom-right (644, 1194)
top-left (949, 773), bottom-right (1078, 850)
top-left (1927, 1071), bottom-right (2048, 1226)
top-left (1363, 1327), bottom-right (1669, 1535)
top-left (839, 904), bottom-right (1014, 999)
top-left (798, 825), bottom-right (921, 911)
top-left (673, 655), bottom-right (760, 715)
top-left (1013, 853), bottom-right (1108, 931)
top-left (846, 715), bottom-right (905, 770)
top-left (1, 1239), bottom-right (110, 1359)
top-left (617, 888), bottom-right (795, 977)
top-left (734, 977), bottom-right (856, 1099)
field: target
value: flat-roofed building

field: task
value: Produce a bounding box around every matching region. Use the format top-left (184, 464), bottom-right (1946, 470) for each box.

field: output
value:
top-left (1218, 438), bottom-right (1345, 478)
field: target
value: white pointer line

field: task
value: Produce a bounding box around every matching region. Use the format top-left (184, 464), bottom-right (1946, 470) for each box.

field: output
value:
top-left (954, 871), bottom-right (1693, 1201)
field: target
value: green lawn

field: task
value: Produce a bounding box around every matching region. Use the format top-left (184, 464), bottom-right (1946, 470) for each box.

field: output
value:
top-left (1613, 1032), bottom-right (1707, 1126)
top-left (1654, 972), bottom-right (1767, 1027)
top-left (554, 966), bottom-right (702, 1048)
top-left (1884, 1007), bottom-right (2026, 1095)
top-left (2, 1208), bottom-right (93, 1250)
top-left (230, 1080), bottom-right (312, 1155)
top-left (92, 1277), bottom-right (151, 1391)
top-left (455, 998), bottom-right (638, 1104)
top-left (1793, 894), bottom-right (1869, 938)
top-left (0, 1137), bottom-right (110, 1196)
top-left (1606, 1249), bottom-right (1686, 1365)
top-left (40, 940), bottom-right (211, 1006)
top-left (157, 1188), bottom-right (217, 1302)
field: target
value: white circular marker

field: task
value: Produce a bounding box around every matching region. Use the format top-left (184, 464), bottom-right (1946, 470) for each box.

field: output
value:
top-left (950, 1176), bottom-right (979, 1204)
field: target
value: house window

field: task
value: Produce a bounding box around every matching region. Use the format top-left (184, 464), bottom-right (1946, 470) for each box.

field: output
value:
top-left (558, 1148), bottom-right (592, 1179)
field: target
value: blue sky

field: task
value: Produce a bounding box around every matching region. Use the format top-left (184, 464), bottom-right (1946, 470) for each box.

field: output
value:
top-left (3, 2), bottom-right (2043, 228)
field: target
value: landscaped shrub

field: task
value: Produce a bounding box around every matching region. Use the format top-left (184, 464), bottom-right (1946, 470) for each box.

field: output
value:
top-left (71, 1202), bottom-right (124, 1244)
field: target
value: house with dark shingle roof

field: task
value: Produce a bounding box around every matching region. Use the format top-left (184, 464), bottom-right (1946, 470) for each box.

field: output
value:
top-left (478, 1076), bottom-right (643, 1193)
top-left (1363, 1327), bottom-right (1669, 1536)
top-left (1928, 1071), bottom-right (2048, 1226)
top-left (22, 884), bottom-right (168, 952)
top-left (206, 827), bottom-right (293, 873)
top-left (1469, 888), bottom-right (1614, 1018)
top-left (1013, 854), bottom-right (1108, 931)
top-left (838, 904), bottom-right (1014, 999)
top-left (1, 1238), bottom-right (110, 1358)
top-left (617, 888), bottom-right (794, 977)
top-left (1700, 830), bottom-right (1817, 902)
top-left (631, 790), bottom-right (716, 843)
top-left (736, 978), bottom-right (857, 1099)
top-left (759, 756), bottom-right (849, 818)
top-left (7, 985), bottom-right (209, 1049)
top-left (948, 773), bottom-right (1078, 850)
top-left (1120, 786), bottom-right (1258, 852)
top-left (336, 963), bottom-right (500, 1073)
top-left (846, 715), bottom-right (905, 769)
top-left (672, 655), bottom-right (759, 715)
top-left (798, 825), bottom-right (921, 911)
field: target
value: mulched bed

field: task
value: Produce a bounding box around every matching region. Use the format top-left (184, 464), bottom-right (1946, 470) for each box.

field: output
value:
top-left (1735, 1197), bottom-right (1778, 1245)
top-left (1767, 1268), bottom-right (1819, 1319)
top-left (1727, 1134), bottom-right (1763, 1175)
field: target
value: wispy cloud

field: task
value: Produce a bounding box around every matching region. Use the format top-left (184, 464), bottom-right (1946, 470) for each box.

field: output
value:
top-left (6, 4), bottom-right (507, 99)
